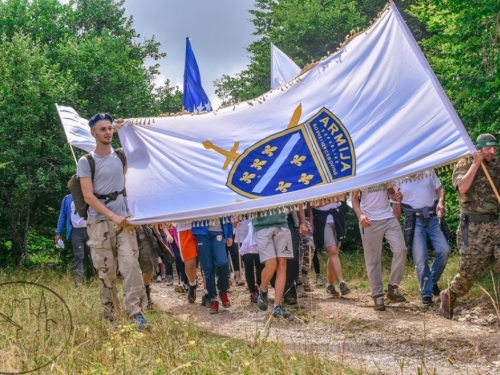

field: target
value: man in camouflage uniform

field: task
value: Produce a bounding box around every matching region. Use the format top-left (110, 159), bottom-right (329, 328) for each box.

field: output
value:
top-left (440, 134), bottom-right (500, 319)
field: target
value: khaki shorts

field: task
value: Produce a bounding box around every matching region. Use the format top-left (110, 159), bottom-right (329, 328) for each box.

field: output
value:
top-left (179, 229), bottom-right (198, 261)
top-left (254, 227), bottom-right (293, 263)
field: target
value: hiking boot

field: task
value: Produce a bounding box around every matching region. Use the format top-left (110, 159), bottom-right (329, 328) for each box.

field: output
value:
top-left (220, 292), bottom-right (231, 308)
top-left (257, 289), bottom-right (269, 311)
top-left (422, 296), bottom-right (434, 307)
top-left (439, 288), bottom-right (455, 319)
top-left (250, 292), bottom-right (258, 303)
top-left (166, 275), bottom-right (174, 286)
top-left (187, 285), bottom-right (197, 303)
top-left (297, 284), bottom-right (307, 298)
top-left (302, 275), bottom-right (312, 292)
top-left (272, 305), bottom-right (291, 319)
top-left (387, 284), bottom-right (406, 303)
top-left (210, 299), bottom-right (219, 314)
top-left (235, 277), bottom-right (245, 286)
top-left (433, 284), bottom-right (441, 297)
top-left (373, 294), bottom-right (386, 311)
top-left (316, 274), bottom-right (324, 287)
top-left (339, 281), bottom-right (351, 296)
top-left (326, 283), bottom-right (339, 296)
top-left (201, 293), bottom-right (210, 307)
top-left (284, 294), bottom-right (297, 305)
top-left (73, 269), bottom-right (84, 287)
top-left (134, 314), bottom-right (148, 330)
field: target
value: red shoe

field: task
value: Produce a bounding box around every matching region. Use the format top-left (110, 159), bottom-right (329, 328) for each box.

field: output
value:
top-left (220, 292), bottom-right (231, 308)
top-left (210, 299), bottom-right (219, 314)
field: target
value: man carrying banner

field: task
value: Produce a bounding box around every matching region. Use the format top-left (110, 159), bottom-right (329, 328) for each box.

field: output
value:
top-left (78, 113), bottom-right (148, 329)
top-left (352, 184), bottom-right (407, 311)
top-left (440, 134), bottom-right (500, 319)
top-left (393, 171), bottom-right (450, 307)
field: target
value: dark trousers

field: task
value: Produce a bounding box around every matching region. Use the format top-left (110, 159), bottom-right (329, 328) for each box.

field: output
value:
top-left (196, 232), bottom-right (229, 300)
top-left (225, 236), bottom-right (241, 273)
top-left (312, 248), bottom-right (321, 275)
top-left (171, 241), bottom-right (188, 284)
top-left (242, 253), bottom-right (264, 293)
top-left (284, 214), bottom-right (300, 299)
top-left (71, 227), bottom-right (95, 280)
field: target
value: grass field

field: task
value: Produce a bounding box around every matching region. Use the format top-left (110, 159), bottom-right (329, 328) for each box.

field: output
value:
top-left (0, 249), bottom-right (498, 374)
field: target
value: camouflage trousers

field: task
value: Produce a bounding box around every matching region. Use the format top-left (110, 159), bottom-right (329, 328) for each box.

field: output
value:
top-left (450, 220), bottom-right (500, 298)
top-left (87, 219), bottom-right (147, 319)
top-left (299, 218), bottom-right (315, 274)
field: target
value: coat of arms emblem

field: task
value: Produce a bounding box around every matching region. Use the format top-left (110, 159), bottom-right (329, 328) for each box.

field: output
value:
top-left (226, 107), bottom-right (356, 198)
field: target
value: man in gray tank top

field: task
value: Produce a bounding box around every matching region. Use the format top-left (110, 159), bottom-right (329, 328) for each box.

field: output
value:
top-left (77, 113), bottom-right (148, 330)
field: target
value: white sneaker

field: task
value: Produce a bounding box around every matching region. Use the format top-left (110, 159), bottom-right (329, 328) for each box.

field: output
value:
top-left (156, 275), bottom-right (162, 283)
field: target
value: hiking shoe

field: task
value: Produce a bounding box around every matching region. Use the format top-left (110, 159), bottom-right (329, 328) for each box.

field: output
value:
top-left (297, 284), bottom-right (307, 298)
top-left (156, 275), bottom-right (162, 283)
top-left (373, 295), bottom-right (386, 311)
top-left (257, 289), bottom-right (269, 311)
top-left (201, 293), bottom-right (210, 307)
top-left (422, 296), bottom-right (434, 307)
top-left (302, 275), bottom-right (312, 292)
top-left (284, 294), bottom-right (297, 305)
top-left (175, 284), bottom-right (187, 294)
top-left (433, 284), bottom-right (441, 297)
top-left (134, 314), bottom-right (148, 330)
top-left (339, 281), bottom-right (351, 296)
top-left (166, 275), bottom-right (174, 286)
top-left (387, 284), bottom-right (406, 303)
top-left (210, 299), bottom-right (219, 314)
top-left (220, 292), bottom-right (231, 308)
top-left (250, 292), bottom-right (258, 303)
top-left (235, 277), bottom-right (245, 286)
top-left (326, 284), bottom-right (339, 296)
top-left (439, 289), bottom-right (455, 320)
top-left (272, 305), bottom-right (291, 319)
top-left (187, 285), bottom-right (197, 303)
top-left (316, 275), bottom-right (324, 287)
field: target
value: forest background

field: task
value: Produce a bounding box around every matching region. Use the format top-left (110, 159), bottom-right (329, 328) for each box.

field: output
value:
top-left (1, 0), bottom-right (499, 266)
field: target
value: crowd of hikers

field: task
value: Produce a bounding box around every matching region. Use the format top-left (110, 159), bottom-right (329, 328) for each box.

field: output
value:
top-left (56, 113), bottom-right (500, 329)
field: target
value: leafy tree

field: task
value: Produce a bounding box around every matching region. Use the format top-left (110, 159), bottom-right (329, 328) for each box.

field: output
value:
top-left (0, 34), bottom-right (76, 264)
top-left (409, 0), bottom-right (500, 138)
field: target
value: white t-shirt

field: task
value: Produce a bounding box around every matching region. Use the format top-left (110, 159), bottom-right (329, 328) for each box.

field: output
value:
top-left (396, 172), bottom-right (441, 208)
top-left (359, 183), bottom-right (394, 220)
top-left (70, 201), bottom-right (87, 228)
top-left (316, 202), bottom-right (341, 223)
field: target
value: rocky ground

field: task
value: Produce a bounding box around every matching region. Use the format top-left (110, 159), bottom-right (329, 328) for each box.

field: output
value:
top-left (151, 279), bottom-right (500, 375)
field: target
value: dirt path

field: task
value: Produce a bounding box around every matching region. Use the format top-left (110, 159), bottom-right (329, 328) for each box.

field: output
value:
top-left (151, 282), bottom-right (500, 374)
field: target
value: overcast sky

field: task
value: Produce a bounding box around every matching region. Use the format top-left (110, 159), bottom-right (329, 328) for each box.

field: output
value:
top-left (122, 0), bottom-right (259, 109)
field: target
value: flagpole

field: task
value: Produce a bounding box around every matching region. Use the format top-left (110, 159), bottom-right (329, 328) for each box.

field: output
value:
top-left (480, 161), bottom-right (500, 203)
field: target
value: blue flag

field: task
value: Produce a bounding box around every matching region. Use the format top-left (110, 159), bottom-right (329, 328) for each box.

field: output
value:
top-left (183, 37), bottom-right (212, 113)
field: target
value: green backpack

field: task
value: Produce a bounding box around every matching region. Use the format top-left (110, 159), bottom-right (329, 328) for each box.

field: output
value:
top-left (67, 149), bottom-right (126, 220)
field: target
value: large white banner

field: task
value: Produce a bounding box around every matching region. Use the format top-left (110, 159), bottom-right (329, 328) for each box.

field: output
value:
top-left (118, 3), bottom-right (474, 224)
top-left (270, 43), bottom-right (301, 88)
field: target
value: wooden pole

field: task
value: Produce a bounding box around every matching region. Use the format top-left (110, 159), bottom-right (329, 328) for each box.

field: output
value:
top-left (480, 161), bottom-right (500, 203)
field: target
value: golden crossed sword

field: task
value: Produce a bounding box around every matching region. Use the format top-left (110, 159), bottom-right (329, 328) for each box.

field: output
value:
top-left (202, 104), bottom-right (302, 170)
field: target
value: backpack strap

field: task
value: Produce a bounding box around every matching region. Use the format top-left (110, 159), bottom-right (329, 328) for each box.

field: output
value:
top-left (85, 153), bottom-right (96, 180)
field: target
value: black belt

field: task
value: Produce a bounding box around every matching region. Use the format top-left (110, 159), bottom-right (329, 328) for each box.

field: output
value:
top-left (464, 213), bottom-right (497, 223)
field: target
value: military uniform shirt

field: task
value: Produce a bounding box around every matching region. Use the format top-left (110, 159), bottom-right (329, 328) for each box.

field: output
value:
top-left (452, 156), bottom-right (500, 214)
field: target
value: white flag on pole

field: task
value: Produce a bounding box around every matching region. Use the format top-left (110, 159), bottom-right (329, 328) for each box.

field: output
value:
top-left (270, 43), bottom-right (301, 88)
top-left (56, 104), bottom-right (96, 153)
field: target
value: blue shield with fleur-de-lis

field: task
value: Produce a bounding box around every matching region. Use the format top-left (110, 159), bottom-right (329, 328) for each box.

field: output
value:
top-left (227, 107), bottom-right (356, 198)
